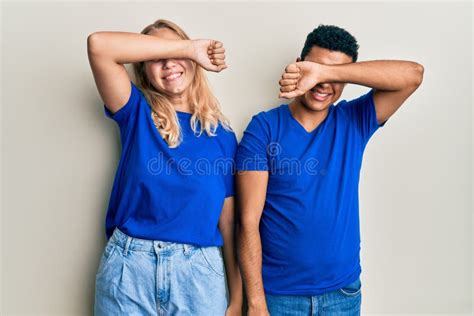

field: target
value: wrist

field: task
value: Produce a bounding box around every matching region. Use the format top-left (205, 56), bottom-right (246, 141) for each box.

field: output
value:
top-left (228, 294), bottom-right (243, 307)
top-left (183, 40), bottom-right (195, 60)
top-left (315, 62), bottom-right (331, 82)
top-left (227, 301), bottom-right (242, 310)
top-left (247, 295), bottom-right (267, 309)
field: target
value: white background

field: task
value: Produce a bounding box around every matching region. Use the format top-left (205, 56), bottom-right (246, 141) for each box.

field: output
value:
top-left (1, 1), bottom-right (472, 315)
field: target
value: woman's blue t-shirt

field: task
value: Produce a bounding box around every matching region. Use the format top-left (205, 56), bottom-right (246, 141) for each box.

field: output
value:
top-left (235, 89), bottom-right (386, 295)
top-left (103, 81), bottom-right (237, 246)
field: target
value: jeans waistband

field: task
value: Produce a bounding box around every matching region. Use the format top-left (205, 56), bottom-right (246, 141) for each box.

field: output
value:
top-left (109, 227), bottom-right (199, 254)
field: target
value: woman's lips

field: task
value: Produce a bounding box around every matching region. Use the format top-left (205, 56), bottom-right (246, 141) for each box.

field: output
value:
top-left (163, 72), bottom-right (183, 81)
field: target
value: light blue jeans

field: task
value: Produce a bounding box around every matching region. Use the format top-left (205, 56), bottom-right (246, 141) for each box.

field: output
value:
top-left (265, 277), bottom-right (362, 316)
top-left (94, 227), bottom-right (228, 315)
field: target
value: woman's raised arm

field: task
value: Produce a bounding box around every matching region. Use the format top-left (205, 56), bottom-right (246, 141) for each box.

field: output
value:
top-left (87, 31), bottom-right (226, 114)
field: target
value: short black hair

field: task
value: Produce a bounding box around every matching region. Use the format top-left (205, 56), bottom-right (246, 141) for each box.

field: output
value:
top-left (300, 24), bottom-right (359, 62)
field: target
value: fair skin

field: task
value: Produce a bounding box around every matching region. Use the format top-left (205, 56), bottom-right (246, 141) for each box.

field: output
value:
top-left (87, 28), bottom-right (227, 114)
top-left (87, 28), bottom-right (242, 315)
top-left (238, 45), bottom-right (424, 315)
top-left (219, 197), bottom-right (244, 316)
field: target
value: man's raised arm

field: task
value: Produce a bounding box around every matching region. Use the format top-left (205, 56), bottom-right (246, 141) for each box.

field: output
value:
top-left (279, 60), bottom-right (424, 124)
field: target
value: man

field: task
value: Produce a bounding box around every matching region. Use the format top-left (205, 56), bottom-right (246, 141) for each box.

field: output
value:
top-left (236, 24), bottom-right (423, 315)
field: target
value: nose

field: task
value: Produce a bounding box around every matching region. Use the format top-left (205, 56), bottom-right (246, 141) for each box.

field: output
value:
top-left (317, 82), bottom-right (331, 88)
top-left (162, 59), bottom-right (178, 69)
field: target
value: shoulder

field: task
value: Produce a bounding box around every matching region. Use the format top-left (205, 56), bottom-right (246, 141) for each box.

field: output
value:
top-left (216, 123), bottom-right (237, 141)
top-left (215, 122), bottom-right (238, 152)
top-left (252, 104), bottom-right (284, 121)
top-left (245, 104), bottom-right (286, 132)
top-left (130, 80), bottom-right (146, 101)
top-left (336, 89), bottom-right (375, 111)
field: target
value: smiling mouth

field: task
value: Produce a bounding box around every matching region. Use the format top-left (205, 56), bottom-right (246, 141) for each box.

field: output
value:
top-left (163, 72), bottom-right (183, 81)
top-left (310, 90), bottom-right (332, 101)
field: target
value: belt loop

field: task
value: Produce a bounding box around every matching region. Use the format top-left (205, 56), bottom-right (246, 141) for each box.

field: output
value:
top-left (123, 236), bottom-right (132, 256)
top-left (183, 243), bottom-right (190, 255)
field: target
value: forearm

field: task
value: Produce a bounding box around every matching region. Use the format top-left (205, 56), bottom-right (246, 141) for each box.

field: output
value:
top-left (238, 224), bottom-right (267, 309)
top-left (320, 60), bottom-right (423, 91)
top-left (87, 31), bottom-right (193, 64)
top-left (220, 219), bottom-right (243, 308)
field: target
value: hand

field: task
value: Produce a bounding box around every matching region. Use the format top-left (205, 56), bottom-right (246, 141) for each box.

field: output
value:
top-left (278, 61), bottom-right (322, 99)
top-left (225, 303), bottom-right (242, 316)
top-left (247, 306), bottom-right (270, 316)
top-left (191, 39), bottom-right (227, 72)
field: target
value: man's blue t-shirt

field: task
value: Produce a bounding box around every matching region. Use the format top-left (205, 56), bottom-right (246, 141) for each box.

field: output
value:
top-left (103, 81), bottom-right (237, 246)
top-left (235, 89), bottom-right (386, 295)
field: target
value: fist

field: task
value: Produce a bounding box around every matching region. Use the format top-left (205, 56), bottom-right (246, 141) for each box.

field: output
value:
top-left (278, 61), bottom-right (322, 99)
top-left (191, 39), bottom-right (227, 72)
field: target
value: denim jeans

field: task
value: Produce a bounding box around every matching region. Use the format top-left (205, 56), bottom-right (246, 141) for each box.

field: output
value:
top-left (94, 227), bottom-right (228, 315)
top-left (265, 277), bottom-right (362, 316)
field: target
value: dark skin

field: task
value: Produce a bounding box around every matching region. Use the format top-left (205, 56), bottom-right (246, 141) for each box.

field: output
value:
top-left (238, 45), bottom-right (424, 315)
top-left (281, 46), bottom-right (424, 131)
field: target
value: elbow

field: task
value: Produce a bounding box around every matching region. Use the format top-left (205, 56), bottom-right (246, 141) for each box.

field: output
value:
top-left (410, 62), bottom-right (424, 88)
top-left (239, 217), bottom-right (260, 233)
top-left (87, 32), bottom-right (103, 57)
top-left (219, 217), bottom-right (235, 233)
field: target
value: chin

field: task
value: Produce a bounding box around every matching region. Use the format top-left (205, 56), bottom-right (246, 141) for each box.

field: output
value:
top-left (301, 94), bottom-right (332, 112)
top-left (170, 86), bottom-right (186, 94)
top-left (159, 83), bottom-right (188, 96)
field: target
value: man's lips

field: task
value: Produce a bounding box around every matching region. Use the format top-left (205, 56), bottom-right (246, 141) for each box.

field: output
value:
top-left (310, 90), bottom-right (332, 101)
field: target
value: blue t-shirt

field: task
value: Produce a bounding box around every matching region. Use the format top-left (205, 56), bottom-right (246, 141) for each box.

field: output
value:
top-left (103, 81), bottom-right (237, 246)
top-left (235, 89), bottom-right (386, 295)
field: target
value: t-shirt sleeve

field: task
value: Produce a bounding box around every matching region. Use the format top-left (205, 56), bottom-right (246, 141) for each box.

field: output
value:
top-left (339, 88), bottom-right (386, 144)
top-left (223, 131), bottom-right (238, 198)
top-left (103, 80), bottom-right (141, 132)
top-left (235, 113), bottom-right (270, 171)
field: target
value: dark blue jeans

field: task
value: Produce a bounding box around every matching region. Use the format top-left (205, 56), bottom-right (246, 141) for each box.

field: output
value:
top-left (265, 278), bottom-right (362, 315)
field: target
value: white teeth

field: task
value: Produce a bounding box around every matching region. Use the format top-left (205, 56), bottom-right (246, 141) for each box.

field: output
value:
top-left (165, 72), bottom-right (182, 80)
top-left (316, 93), bottom-right (329, 97)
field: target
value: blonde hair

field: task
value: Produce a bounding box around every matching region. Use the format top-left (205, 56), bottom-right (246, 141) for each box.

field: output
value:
top-left (132, 19), bottom-right (232, 148)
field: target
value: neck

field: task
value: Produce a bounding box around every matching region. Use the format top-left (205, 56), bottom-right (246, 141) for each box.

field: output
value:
top-left (289, 97), bottom-right (329, 132)
top-left (168, 93), bottom-right (192, 113)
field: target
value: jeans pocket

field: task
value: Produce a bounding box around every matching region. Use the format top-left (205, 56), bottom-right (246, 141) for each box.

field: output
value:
top-left (197, 247), bottom-right (225, 277)
top-left (96, 241), bottom-right (118, 278)
top-left (338, 277), bottom-right (362, 297)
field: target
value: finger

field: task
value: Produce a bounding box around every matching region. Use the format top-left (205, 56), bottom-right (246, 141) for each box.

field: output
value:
top-left (280, 85), bottom-right (296, 93)
top-left (218, 64), bottom-right (228, 71)
top-left (208, 40), bottom-right (216, 50)
top-left (212, 59), bottom-right (226, 66)
top-left (279, 90), bottom-right (299, 99)
top-left (211, 53), bottom-right (225, 60)
top-left (209, 49), bottom-right (225, 55)
top-left (279, 79), bottom-right (298, 86)
top-left (208, 47), bottom-right (225, 54)
top-left (211, 63), bottom-right (227, 73)
top-left (285, 63), bottom-right (299, 73)
top-left (208, 64), bottom-right (220, 72)
top-left (213, 41), bottom-right (223, 49)
top-left (282, 73), bottom-right (300, 80)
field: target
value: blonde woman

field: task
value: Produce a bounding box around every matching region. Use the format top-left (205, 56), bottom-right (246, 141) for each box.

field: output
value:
top-left (87, 19), bottom-right (242, 315)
